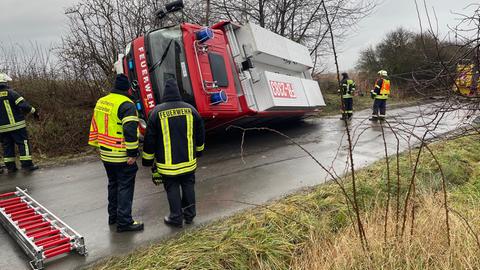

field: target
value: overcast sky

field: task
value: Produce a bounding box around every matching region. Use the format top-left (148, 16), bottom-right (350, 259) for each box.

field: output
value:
top-left (337, 0), bottom-right (477, 71)
top-left (0, 0), bottom-right (477, 71)
top-left (0, 0), bottom-right (75, 47)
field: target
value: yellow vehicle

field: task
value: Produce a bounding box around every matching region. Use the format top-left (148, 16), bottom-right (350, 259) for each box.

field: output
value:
top-left (453, 63), bottom-right (479, 95)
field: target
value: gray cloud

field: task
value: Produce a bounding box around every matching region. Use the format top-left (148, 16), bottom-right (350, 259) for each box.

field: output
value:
top-left (1, 0), bottom-right (76, 47)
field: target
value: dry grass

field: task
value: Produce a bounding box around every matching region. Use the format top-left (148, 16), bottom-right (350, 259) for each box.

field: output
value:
top-left (293, 195), bottom-right (480, 270)
top-left (0, 77), bottom-right (104, 162)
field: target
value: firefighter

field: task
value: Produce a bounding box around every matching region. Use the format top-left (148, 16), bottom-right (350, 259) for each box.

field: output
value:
top-left (0, 73), bottom-right (39, 173)
top-left (339, 72), bottom-right (356, 120)
top-left (142, 79), bottom-right (205, 228)
top-left (369, 70), bottom-right (391, 121)
top-left (88, 74), bottom-right (144, 232)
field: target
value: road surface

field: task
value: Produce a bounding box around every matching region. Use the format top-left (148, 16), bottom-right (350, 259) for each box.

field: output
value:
top-left (0, 103), bottom-right (472, 270)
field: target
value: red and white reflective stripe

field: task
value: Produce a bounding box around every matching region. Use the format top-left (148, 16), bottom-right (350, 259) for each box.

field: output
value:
top-left (97, 134), bottom-right (123, 142)
top-left (104, 114), bottom-right (109, 136)
top-left (91, 117), bottom-right (98, 132)
top-left (98, 140), bottom-right (125, 149)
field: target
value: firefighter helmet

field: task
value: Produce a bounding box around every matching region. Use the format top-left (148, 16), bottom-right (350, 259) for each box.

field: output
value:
top-left (377, 70), bottom-right (388, 77)
top-left (0, 73), bottom-right (12, 83)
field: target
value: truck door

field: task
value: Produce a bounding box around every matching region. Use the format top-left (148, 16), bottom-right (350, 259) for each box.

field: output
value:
top-left (182, 24), bottom-right (241, 118)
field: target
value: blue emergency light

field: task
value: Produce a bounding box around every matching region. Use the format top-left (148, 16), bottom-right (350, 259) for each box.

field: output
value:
top-left (195, 27), bottom-right (214, 44)
top-left (128, 60), bottom-right (134, 70)
top-left (136, 102), bottom-right (142, 111)
top-left (210, 90), bottom-right (227, 105)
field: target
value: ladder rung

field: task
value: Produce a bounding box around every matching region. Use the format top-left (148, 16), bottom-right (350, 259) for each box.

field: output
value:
top-left (44, 243), bottom-right (72, 259)
top-left (19, 218), bottom-right (44, 229)
top-left (11, 211), bottom-right (36, 221)
top-left (35, 234), bottom-right (61, 246)
top-left (17, 214), bottom-right (43, 224)
top-left (27, 227), bottom-right (53, 237)
top-left (42, 238), bottom-right (70, 249)
top-left (0, 197), bottom-right (21, 207)
top-left (31, 229), bottom-right (60, 240)
top-left (0, 191), bottom-right (16, 198)
top-left (10, 208), bottom-right (35, 217)
top-left (4, 202), bottom-right (29, 212)
top-left (23, 221), bottom-right (51, 232)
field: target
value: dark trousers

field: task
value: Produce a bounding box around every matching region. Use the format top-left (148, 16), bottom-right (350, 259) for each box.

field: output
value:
top-left (372, 99), bottom-right (387, 118)
top-left (103, 162), bottom-right (138, 227)
top-left (163, 173), bottom-right (196, 224)
top-left (0, 128), bottom-right (33, 169)
top-left (342, 98), bottom-right (353, 115)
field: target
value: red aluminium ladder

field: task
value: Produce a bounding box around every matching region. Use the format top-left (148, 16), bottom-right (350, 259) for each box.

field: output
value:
top-left (0, 187), bottom-right (87, 270)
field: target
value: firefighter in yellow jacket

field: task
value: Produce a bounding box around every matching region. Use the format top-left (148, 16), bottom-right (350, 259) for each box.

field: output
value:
top-left (142, 79), bottom-right (205, 228)
top-left (89, 74), bottom-right (144, 232)
top-left (0, 73), bottom-right (39, 173)
top-left (339, 72), bottom-right (356, 120)
top-left (370, 70), bottom-right (391, 121)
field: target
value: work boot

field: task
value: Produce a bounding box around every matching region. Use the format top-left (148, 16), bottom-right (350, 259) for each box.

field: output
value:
top-left (6, 164), bottom-right (18, 174)
top-left (22, 164), bottom-right (39, 172)
top-left (369, 116), bottom-right (378, 121)
top-left (347, 113), bottom-right (353, 120)
top-left (5, 162), bottom-right (17, 174)
top-left (184, 217), bottom-right (194, 225)
top-left (340, 114), bottom-right (347, 120)
top-left (164, 216), bottom-right (183, 228)
top-left (117, 221), bottom-right (144, 232)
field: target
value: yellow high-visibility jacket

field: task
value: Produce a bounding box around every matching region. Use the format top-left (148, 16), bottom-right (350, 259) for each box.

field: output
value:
top-left (373, 79), bottom-right (391, 99)
top-left (89, 92), bottom-right (139, 163)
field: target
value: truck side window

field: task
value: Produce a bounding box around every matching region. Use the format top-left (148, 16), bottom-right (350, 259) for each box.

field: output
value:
top-left (208, 52), bottom-right (229, 88)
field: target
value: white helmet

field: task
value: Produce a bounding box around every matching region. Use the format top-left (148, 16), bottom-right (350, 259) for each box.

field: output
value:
top-left (0, 73), bottom-right (12, 83)
top-left (377, 70), bottom-right (388, 77)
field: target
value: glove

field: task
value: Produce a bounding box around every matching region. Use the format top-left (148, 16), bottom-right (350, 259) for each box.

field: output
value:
top-left (151, 167), bottom-right (163, 186)
top-left (370, 90), bottom-right (376, 99)
top-left (33, 110), bottom-right (40, 120)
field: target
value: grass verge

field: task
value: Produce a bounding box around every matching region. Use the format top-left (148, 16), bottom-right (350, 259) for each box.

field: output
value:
top-left (92, 134), bottom-right (479, 270)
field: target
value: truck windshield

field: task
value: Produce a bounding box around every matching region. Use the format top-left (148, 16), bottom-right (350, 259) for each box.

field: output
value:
top-left (147, 26), bottom-right (194, 105)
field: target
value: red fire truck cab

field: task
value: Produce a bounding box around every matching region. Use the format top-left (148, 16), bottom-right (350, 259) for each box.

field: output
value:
top-left (117, 21), bottom-right (325, 131)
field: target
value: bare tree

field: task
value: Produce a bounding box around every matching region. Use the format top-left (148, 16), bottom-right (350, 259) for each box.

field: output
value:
top-left (211, 0), bottom-right (376, 72)
top-left (59, 0), bottom-right (161, 83)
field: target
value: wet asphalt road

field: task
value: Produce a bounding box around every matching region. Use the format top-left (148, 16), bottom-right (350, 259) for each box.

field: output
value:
top-left (0, 103), bottom-right (472, 270)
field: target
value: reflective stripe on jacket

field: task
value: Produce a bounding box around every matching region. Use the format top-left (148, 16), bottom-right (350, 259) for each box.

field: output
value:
top-left (0, 86), bottom-right (35, 133)
top-left (341, 79), bottom-right (356, 99)
top-left (89, 93), bottom-right (139, 163)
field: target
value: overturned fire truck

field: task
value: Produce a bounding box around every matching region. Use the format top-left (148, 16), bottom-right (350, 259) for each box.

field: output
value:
top-left (116, 14), bottom-right (325, 131)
